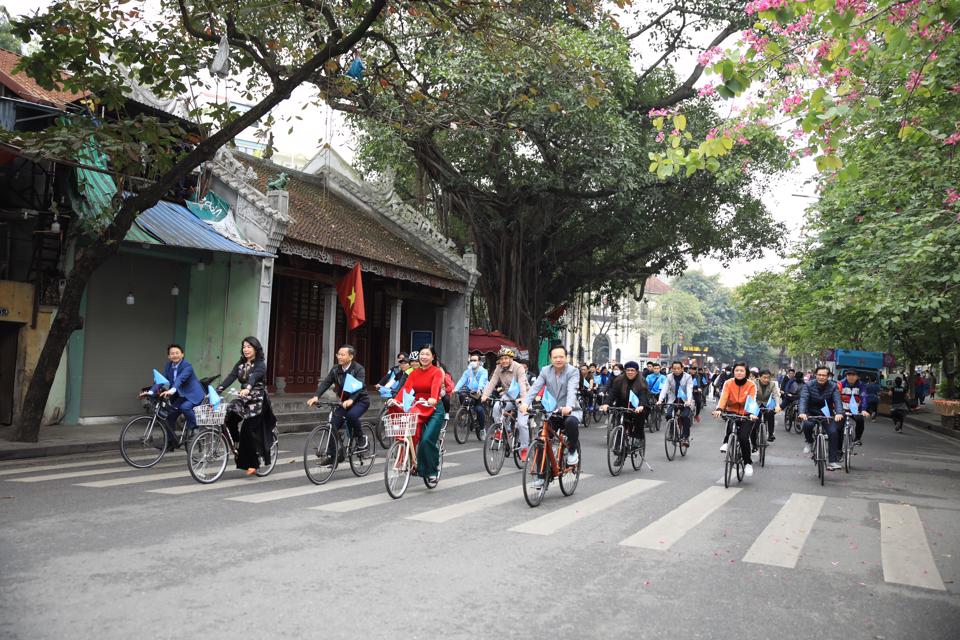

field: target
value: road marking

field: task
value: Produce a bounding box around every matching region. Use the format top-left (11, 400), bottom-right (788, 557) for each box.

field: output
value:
top-left (879, 503), bottom-right (945, 591)
top-left (148, 469), bottom-right (305, 494)
top-left (76, 470), bottom-right (194, 488)
top-left (0, 456), bottom-right (162, 476)
top-left (442, 447), bottom-right (481, 457)
top-left (407, 485), bottom-right (521, 523)
top-left (620, 485), bottom-right (741, 550)
top-left (742, 493), bottom-right (826, 568)
top-left (509, 478), bottom-right (658, 536)
top-left (7, 460), bottom-right (182, 483)
top-left (312, 467), bottom-right (511, 513)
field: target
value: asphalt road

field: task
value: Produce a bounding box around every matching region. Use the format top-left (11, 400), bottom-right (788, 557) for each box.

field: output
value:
top-left (2, 400), bottom-right (958, 640)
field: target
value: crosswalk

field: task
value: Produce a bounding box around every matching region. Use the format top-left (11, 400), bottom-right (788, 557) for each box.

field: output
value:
top-left (2, 449), bottom-right (951, 591)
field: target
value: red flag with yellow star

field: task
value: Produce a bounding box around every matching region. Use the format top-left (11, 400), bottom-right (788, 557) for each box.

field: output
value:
top-left (336, 263), bottom-right (366, 330)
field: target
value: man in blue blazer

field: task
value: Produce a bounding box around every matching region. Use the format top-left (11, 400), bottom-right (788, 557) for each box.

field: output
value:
top-left (143, 344), bottom-right (206, 448)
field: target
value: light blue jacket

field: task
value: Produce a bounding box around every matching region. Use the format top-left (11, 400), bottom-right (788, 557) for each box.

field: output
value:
top-left (525, 363), bottom-right (583, 420)
top-left (454, 366), bottom-right (488, 393)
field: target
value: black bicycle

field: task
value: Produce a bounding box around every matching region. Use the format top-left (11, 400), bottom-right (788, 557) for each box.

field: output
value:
top-left (755, 407), bottom-right (774, 468)
top-left (647, 402), bottom-right (663, 432)
top-left (663, 400), bottom-right (689, 461)
top-left (804, 415), bottom-right (833, 486)
top-left (605, 407), bottom-right (646, 477)
top-left (188, 391), bottom-right (279, 484)
top-left (840, 411), bottom-right (858, 473)
top-left (303, 401), bottom-right (377, 484)
top-left (719, 413), bottom-right (751, 488)
top-left (454, 392), bottom-right (485, 444)
top-left (783, 400), bottom-right (801, 434)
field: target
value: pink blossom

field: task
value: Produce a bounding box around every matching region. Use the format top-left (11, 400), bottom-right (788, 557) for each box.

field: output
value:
top-left (782, 92), bottom-right (803, 113)
top-left (648, 108), bottom-right (672, 117)
top-left (737, 135), bottom-right (750, 146)
top-left (832, 67), bottom-right (851, 86)
top-left (906, 70), bottom-right (923, 92)
top-left (656, 131), bottom-right (665, 143)
top-left (951, 83), bottom-right (960, 94)
top-left (792, 127), bottom-right (805, 139)
top-left (945, 132), bottom-right (960, 146)
top-left (848, 38), bottom-right (869, 56)
top-left (706, 128), bottom-right (719, 141)
top-left (745, 0), bottom-right (788, 15)
top-left (698, 83), bottom-right (717, 97)
top-left (697, 47), bottom-right (723, 67)
top-left (671, 128), bottom-right (681, 137)
top-left (945, 188), bottom-right (960, 206)
top-left (834, 0), bottom-right (868, 16)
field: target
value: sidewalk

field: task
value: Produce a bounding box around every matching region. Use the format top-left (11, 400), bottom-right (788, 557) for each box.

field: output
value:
top-left (901, 404), bottom-right (959, 439)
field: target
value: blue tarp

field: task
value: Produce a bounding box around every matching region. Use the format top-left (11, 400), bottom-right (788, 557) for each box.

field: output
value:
top-left (136, 200), bottom-right (273, 257)
top-left (835, 349), bottom-right (884, 371)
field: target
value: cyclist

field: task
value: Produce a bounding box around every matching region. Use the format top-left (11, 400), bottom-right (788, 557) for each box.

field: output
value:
top-left (838, 369), bottom-right (871, 446)
top-left (890, 376), bottom-right (908, 432)
top-left (520, 344), bottom-right (582, 487)
top-left (798, 366), bottom-right (845, 471)
top-left (217, 337), bottom-right (275, 475)
top-left (579, 364), bottom-right (596, 419)
top-left (601, 360), bottom-right (649, 446)
top-left (389, 345), bottom-right (446, 482)
top-left (782, 370), bottom-right (804, 422)
top-left (714, 362), bottom-right (759, 478)
top-left (454, 349), bottom-right (488, 428)
top-left (307, 344), bottom-right (370, 464)
top-left (376, 352), bottom-right (407, 393)
top-left (713, 366), bottom-right (731, 400)
top-left (481, 347), bottom-right (531, 461)
top-left (692, 366), bottom-right (710, 423)
top-left (141, 343), bottom-right (206, 451)
top-left (645, 362), bottom-right (666, 397)
top-left (864, 374), bottom-right (881, 421)
top-left (658, 361), bottom-right (695, 446)
top-left (753, 369), bottom-right (781, 448)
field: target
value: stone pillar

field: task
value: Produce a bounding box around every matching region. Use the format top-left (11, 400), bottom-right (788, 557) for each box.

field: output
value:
top-left (443, 292), bottom-right (468, 376)
top-left (257, 258), bottom-right (274, 355)
top-left (434, 305), bottom-right (447, 356)
top-left (388, 298), bottom-right (403, 359)
top-left (322, 286), bottom-right (338, 369)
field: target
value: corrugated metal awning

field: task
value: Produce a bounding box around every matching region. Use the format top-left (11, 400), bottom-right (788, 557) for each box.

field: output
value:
top-left (136, 200), bottom-right (273, 257)
top-left (124, 221), bottom-right (162, 245)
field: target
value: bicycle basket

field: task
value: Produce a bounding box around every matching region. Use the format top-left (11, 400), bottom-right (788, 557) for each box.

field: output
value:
top-left (383, 412), bottom-right (419, 437)
top-left (194, 403), bottom-right (227, 426)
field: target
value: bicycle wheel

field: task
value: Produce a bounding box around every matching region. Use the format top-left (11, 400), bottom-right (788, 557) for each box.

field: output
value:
top-left (384, 440), bottom-right (412, 498)
top-left (523, 440), bottom-right (548, 508)
top-left (654, 409), bottom-right (662, 431)
top-left (679, 426), bottom-right (689, 457)
top-left (607, 424), bottom-right (625, 477)
top-left (454, 407), bottom-right (470, 444)
top-left (119, 415), bottom-right (167, 469)
top-left (187, 428), bottom-right (228, 484)
top-left (817, 437), bottom-right (826, 485)
top-left (349, 423), bottom-right (377, 477)
top-left (664, 419), bottom-right (677, 461)
top-left (511, 425), bottom-right (524, 469)
top-left (559, 441), bottom-right (581, 496)
top-left (794, 412), bottom-right (804, 434)
top-left (758, 424), bottom-right (767, 468)
top-left (736, 439), bottom-right (745, 482)
top-left (483, 424), bottom-right (508, 476)
top-left (303, 425), bottom-right (337, 485)
top-left (256, 427), bottom-right (280, 477)
top-left (843, 427), bottom-right (852, 473)
top-left (592, 404), bottom-right (601, 424)
top-left (630, 433), bottom-right (646, 471)
top-left (375, 405), bottom-right (390, 449)
top-left (724, 433), bottom-right (735, 488)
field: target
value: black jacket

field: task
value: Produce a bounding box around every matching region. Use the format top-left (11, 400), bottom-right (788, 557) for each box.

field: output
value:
top-left (799, 379), bottom-right (843, 417)
top-left (220, 358), bottom-right (266, 391)
top-left (315, 361), bottom-right (369, 404)
top-left (609, 374), bottom-right (650, 409)
top-left (377, 365), bottom-right (404, 387)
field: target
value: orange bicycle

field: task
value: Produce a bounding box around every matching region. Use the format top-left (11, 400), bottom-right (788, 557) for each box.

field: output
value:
top-left (522, 408), bottom-right (582, 507)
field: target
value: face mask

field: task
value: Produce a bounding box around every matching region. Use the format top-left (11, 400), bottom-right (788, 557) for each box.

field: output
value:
top-left (469, 361), bottom-right (479, 370)
top-left (613, 370), bottom-right (621, 376)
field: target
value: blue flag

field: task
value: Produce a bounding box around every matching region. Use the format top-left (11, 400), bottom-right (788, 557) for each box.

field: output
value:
top-left (629, 390), bottom-right (640, 408)
top-left (677, 387), bottom-right (687, 401)
top-left (208, 385), bottom-right (222, 408)
top-left (593, 374), bottom-right (602, 385)
top-left (821, 401), bottom-right (832, 417)
top-left (541, 389), bottom-right (558, 413)
top-left (379, 386), bottom-right (393, 399)
top-left (153, 369), bottom-right (170, 385)
top-left (385, 373), bottom-right (397, 390)
top-left (342, 373), bottom-right (363, 394)
top-left (583, 379), bottom-right (590, 389)
top-left (745, 395), bottom-right (760, 417)
top-left (766, 394), bottom-right (777, 410)
top-left (402, 388), bottom-right (415, 412)
top-left (507, 378), bottom-right (521, 400)
top-left (849, 395), bottom-right (859, 414)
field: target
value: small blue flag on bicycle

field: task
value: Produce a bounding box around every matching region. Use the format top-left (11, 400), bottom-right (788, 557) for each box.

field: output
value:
top-left (507, 378), bottom-right (521, 400)
top-left (821, 401), bottom-right (832, 417)
top-left (153, 369), bottom-right (170, 386)
top-left (593, 374), bottom-right (602, 385)
top-left (582, 378), bottom-right (590, 389)
top-left (541, 388), bottom-right (558, 413)
top-left (848, 395), bottom-right (859, 414)
top-left (745, 395), bottom-right (760, 417)
top-left (342, 373), bottom-right (363, 394)
top-left (379, 386), bottom-right (393, 399)
top-left (677, 387), bottom-right (687, 401)
top-left (766, 394), bottom-right (777, 410)
top-left (629, 390), bottom-right (640, 408)
top-left (385, 373), bottom-right (396, 390)
top-left (207, 385), bottom-right (222, 408)
top-left (401, 388), bottom-right (415, 412)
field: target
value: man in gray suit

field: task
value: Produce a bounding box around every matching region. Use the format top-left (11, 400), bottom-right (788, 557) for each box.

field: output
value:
top-left (520, 344), bottom-right (581, 468)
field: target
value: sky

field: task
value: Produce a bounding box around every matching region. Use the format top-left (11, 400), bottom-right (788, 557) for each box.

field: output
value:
top-left (5, 0), bottom-right (815, 286)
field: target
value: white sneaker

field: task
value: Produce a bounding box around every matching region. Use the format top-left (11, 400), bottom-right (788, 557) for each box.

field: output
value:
top-left (827, 462), bottom-right (842, 471)
top-left (744, 464), bottom-right (754, 478)
top-left (803, 444), bottom-right (811, 455)
top-left (532, 477), bottom-right (544, 490)
top-left (720, 442), bottom-right (728, 454)
top-left (566, 449), bottom-right (579, 466)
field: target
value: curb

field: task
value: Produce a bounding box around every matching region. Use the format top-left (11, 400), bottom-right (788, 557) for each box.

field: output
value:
top-left (902, 414), bottom-right (959, 440)
top-left (0, 423), bottom-right (318, 462)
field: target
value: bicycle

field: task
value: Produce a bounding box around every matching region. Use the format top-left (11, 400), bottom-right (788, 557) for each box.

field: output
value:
top-left (482, 399), bottom-right (527, 475)
top-left (662, 400), bottom-right (690, 461)
top-left (647, 402), bottom-right (663, 432)
top-left (804, 415), bottom-right (833, 486)
top-left (522, 408), bottom-right (582, 507)
top-left (303, 401), bottom-right (378, 485)
top-left (840, 412), bottom-right (858, 473)
top-left (592, 390), bottom-right (606, 424)
top-left (374, 401), bottom-right (392, 448)
top-left (453, 392), bottom-right (484, 444)
top-left (754, 407), bottom-right (773, 468)
top-left (119, 374), bottom-right (219, 469)
top-left (718, 413), bottom-right (751, 488)
top-left (605, 406), bottom-right (647, 477)
top-left (383, 399), bottom-right (448, 499)
top-left (187, 391), bottom-right (279, 484)
top-left (783, 400), bottom-right (801, 434)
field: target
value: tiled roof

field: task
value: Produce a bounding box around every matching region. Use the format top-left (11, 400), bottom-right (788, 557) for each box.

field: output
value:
top-left (645, 276), bottom-right (670, 295)
top-left (0, 48), bottom-right (89, 108)
top-left (236, 154), bottom-right (466, 283)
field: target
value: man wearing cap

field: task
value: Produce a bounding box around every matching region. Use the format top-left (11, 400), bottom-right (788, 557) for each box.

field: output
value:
top-left (454, 349), bottom-right (488, 428)
top-left (481, 347), bottom-right (531, 461)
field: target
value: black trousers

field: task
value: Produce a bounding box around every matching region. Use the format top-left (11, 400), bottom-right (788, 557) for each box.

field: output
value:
top-left (724, 417), bottom-right (755, 465)
top-left (328, 400), bottom-right (370, 456)
top-left (548, 414), bottom-right (580, 451)
top-left (666, 404), bottom-right (692, 438)
top-left (622, 411), bottom-right (647, 441)
top-left (849, 415), bottom-right (865, 441)
top-left (751, 410), bottom-right (775, 447)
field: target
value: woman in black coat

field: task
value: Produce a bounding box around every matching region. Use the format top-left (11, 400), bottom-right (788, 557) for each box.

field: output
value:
top-left (217, 336), bottom-right (277, 475)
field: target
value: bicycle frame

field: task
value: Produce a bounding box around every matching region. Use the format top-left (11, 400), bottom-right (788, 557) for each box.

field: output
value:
top-left (532, 411), bottom-right (572, 479)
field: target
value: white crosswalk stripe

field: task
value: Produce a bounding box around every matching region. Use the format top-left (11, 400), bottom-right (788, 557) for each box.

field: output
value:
top-left (7, 460), bottom-right (182, 483)
top-left (76, 470), bottom-right (194, 488)
top-left (311, 468), bottom-right (515, 513)
top-left (742, 493), bottom-right (826, 568)
top-left (407, 484), bottom-right (521, 523)
top-left (508, 478), bottom-right (656, 536)
top-left (0, 456), bottom-right (168, 476)
top-left (620, 485), bottom-right (740, 550)
top-left (879, 503), bottom-right (945, 591)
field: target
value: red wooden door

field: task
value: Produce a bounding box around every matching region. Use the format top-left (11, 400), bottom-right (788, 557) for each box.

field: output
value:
top-left (269, 276), bottom-right (325, 393)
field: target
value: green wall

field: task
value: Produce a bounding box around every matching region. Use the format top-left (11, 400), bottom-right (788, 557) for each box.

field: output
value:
top-left (184, 253), bottom-right (261, 384)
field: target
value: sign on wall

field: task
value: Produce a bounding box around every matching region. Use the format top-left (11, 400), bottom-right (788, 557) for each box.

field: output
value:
top-left (410, 330), bottom-right (434, 351)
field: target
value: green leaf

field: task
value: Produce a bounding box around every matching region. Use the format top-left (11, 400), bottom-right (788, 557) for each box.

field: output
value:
top-left (674, 114), bottom-right (687, 131)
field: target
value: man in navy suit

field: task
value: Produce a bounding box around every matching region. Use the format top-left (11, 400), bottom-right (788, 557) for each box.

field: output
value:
top-left (142, 344), bottom-right (206, 449)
